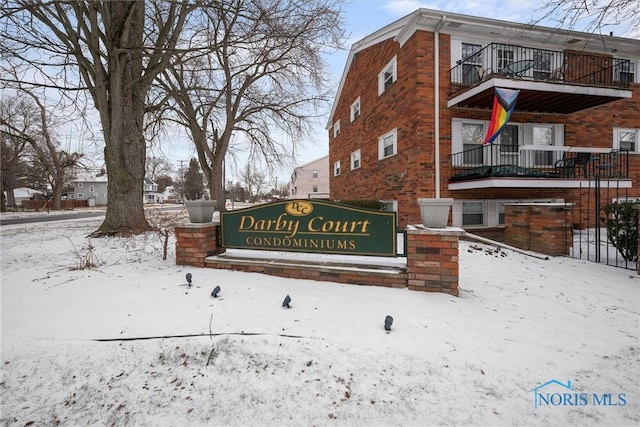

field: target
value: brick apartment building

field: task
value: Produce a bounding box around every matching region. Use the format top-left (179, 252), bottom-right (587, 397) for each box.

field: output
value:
top-left (328, 8), bottom-right (640, 231)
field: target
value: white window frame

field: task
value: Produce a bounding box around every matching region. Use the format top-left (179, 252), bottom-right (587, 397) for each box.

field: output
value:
top-left (333, 160), bottom-right (341, 176)
top-left (350, 149), bottom-right (361, 170)
top-left (312, 170), bottom-right (318, 179)
top-left (78, 182), bottom-right (84, 188)
top-left (613, 128), bottom-right (639, 153)
top-left (523, 123), bottom-right (564, 167)
top-left (333, 120), bottom-right (341, 138)
top-left (378, 128), bottom-right (397, 160)
top-left (378, 56), bottom-right (397, 95)
top-left (461, 200), bottom-right (486, 227)
top-left (77, 193), bottom-right (84, 198)
top-left (613, 58), bottom-right (636, 84)
top-left (312, 185), bottom-right (318, 193)
top-left (451, 119), bottom-right (486, 166)
top-left (350, 97), bottom-right (361, 122)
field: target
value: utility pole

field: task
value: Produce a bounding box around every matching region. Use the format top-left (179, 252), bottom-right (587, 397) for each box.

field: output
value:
top-left (178, 159), bottom-right (185, 203)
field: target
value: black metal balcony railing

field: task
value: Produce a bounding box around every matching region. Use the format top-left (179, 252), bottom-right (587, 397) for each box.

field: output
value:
top-left (449, 43), bottom-right (632, 96)
top-left (450, 145), bottom-right (629, 182)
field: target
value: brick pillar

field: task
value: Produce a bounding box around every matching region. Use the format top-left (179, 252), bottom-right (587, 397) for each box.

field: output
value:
top-left (175, 222), bottom-right (225, 267)
top-left (505, 203), bottom-right (572, 256)
top-left (505, 205), bottom-right (531, 250)
top-left (406, 226), bottom-right (464, 296)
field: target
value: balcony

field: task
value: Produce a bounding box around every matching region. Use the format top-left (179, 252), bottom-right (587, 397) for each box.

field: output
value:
top-left (449, 146), bottom-right (630, 190)
top-left (448, 43), bottom-right (633, 114)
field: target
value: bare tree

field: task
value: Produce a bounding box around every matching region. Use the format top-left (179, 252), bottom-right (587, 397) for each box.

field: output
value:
top-left (152, 0), bottom-right (345, 211)
top-left (0, 130), bottom-right (28, 211)
top-left (240, 162), bottom-right (267, 203)
top-left (1, 1), bottom-right (194, 235)
top-left (0, 91), bottom-right (83, 210)
top-left (535, 0), bottom-right (639, 35)
top-left (146, 156), bottom-right (173, 182)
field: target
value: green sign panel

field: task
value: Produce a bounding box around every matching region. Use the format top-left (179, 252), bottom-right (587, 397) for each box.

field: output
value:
top-left (220, 200), bottom-right (397, 256)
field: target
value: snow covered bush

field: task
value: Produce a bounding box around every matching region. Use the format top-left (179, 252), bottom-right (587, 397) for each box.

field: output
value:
top-left (603, 201), bottom-right (638, 262)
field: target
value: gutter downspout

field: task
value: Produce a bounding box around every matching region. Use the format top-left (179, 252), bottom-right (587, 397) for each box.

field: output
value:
top-left (434, 15), bottom-right (446, 199)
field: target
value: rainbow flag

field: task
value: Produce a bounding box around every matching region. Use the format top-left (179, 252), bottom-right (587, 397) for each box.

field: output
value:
top-left (483, 88), bottom-right (519, 145)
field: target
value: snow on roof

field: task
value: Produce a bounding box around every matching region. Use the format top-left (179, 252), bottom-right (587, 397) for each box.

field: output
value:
top-left (12, 187), bottom-right (44, 198)
top-left (72, 172), bottom-right (108, 183)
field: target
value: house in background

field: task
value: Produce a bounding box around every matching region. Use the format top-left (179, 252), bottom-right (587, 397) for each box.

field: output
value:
top-left (70, 170), bottom-right (108, 206)
top-left (163, 185), bottom-right (180, 203)
top-left (3, 188), bottom-right (45, 207)
top-left (143, 178), bottom-right (163, 204)
top-left (289, 155), bottom-right (330, 199)
top-left (328, 8), bottom-right (639, 231)
top-left (71, 171), bottom-right (163, 205)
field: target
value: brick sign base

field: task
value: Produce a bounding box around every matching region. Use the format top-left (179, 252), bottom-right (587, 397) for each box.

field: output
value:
top-left (176, 222), bottom-right (462, 296)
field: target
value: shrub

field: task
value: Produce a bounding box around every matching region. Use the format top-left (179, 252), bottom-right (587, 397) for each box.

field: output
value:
top-left (602, 201), bottom-right (638, 262)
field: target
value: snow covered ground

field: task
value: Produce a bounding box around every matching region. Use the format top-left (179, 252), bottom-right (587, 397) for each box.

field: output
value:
top-left (1, 216), bottom-right (638, 426)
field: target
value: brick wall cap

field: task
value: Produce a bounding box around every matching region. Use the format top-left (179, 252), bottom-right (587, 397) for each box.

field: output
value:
top-left (176, 221), bottom-right (220, 228)
top-left (407, 225), bottom-right (466, 236)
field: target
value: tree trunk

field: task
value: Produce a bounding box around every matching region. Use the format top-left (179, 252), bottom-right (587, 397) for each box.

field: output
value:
top-left (208, 160), bottom-right (225, 212)
top-left (93, 2), bottom-right (150, 236)
top-left (51, 179), bottom-right (63, 210)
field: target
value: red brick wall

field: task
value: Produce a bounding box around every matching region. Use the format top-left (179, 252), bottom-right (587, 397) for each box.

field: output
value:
top-left (329, 27), bottom-right (640, 229)
top-left (406, 227), bottom-right (462, 296)
top-left (505, 204), bottom-right (572, 256)
top-left (175, 223), bottom-right (224, 267)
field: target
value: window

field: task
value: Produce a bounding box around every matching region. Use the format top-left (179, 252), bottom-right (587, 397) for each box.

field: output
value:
top-left (77, 193), bottom-right (84, 198)
top-left (614, 58), bottom-right (635, 84)
top-left (333, 120), bottom-right (341, 138)
top-left (312, 170), bottom-right (318, 179)
top-left (378, 129), bottom-right (397, 160)
top-left (498, 201), bottom-right (507, 225)
top-left (462, 201), bottom-right (485, 226)
top-left (497, 48), bottom-right (514, 72)
top-left (462, 43), bottom-right (482, 65)
top-left (462, 122), bottom-right (484, 165)
top-left (533, 50), bottom-right (552, 80)
top-left (532, 125), bottom-right (555, 166)
top-left (312, 185), bottom-right (318, 193)
top-left (350, 97), bottom-right (361, 122)
top-left (350, 149), bottom-right (361, 170)
top-left (614, 128), bottom-right (638, 152)
top-left (333, 160), bottom-right (341, 176)
top-left (499, 125), bottom-right (519, 164)
top-left (78, 182), bottom-right (83, 188)
top-left (378, 57), bottom-right (397, 95)
top-left (460, 43), bottom-right (483, 84)
top-left (89, 185), bottom-right (95, 193)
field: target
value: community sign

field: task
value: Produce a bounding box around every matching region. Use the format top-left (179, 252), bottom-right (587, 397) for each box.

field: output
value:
top-left (220, 200), bottom-right (397, 257)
